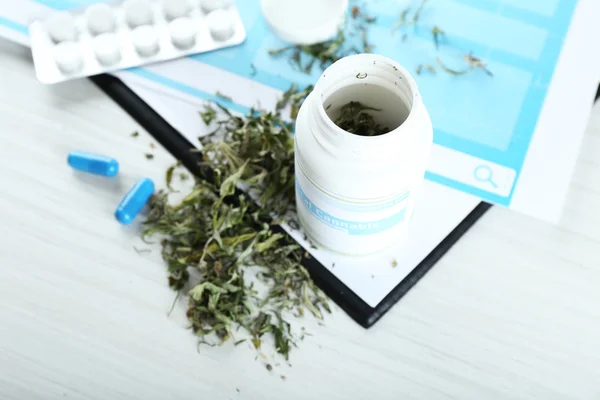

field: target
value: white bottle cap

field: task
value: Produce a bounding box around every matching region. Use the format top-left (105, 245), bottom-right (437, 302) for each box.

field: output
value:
top-left (206, 9), bottom-right (234, 41)
top-left (124, 0), bottom-right (154, 28)
top-left (53, 41), bottom-right (83, 73)
top-left (260, 0), bottom-right (348, 45)
top-left (163, 0), bottom-right (191, 21)
top-left (45, 11), bottom-right (78, 43)
top-left (93, 33), bottom-right (122, 65)
top-left (86, 3), bottom-right (117, 35)
top-left (132, 25), bottom-right (160, 56)
top-left (169, 17), bottom-right (196, 49)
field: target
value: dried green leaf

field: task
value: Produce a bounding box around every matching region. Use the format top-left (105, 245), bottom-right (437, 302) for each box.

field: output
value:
top-left (435, 56), bottom-right (471, 76)
top-left (413, 0), bottom-right (429, 23)
top-left (165, 163), bottom-right (180, 191)
top-left (189, 282), bottom-right (229, 302)
top-left (302, 281), bottom-right (323, 320)
top-left (142, 85), bottom-right (331, 362)
top-left (216, 91), bottom-right (233, 102)
top-left (416, 64), bottom-right (437, 75)
top-left (464, 52), bottom-right (494, 77)
top-left (333, 101), bottom-right (389, 137)
top-left (200, 104), bottom-right (217, 125)
top-left (431, 25), bottom-right (446, 49)
top-left (220, 162), bottom-right (247, 197)
top-left (273, 322), bottom-right (291, 360)
top-left (256, 233), bottom-right (284, 253)
top-left (269, 2), bottom-right (376, 75)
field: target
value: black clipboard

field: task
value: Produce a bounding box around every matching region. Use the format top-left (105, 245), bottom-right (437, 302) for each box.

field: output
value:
top-left (90, 73), bottom-right (494, 328)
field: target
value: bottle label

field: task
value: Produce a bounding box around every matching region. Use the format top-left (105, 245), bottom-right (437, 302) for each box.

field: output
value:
top-left (296, 171), bottom-right (410, 237)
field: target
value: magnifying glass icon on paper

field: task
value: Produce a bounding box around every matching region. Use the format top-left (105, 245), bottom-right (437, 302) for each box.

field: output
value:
top-left (474, 165), bottom-right (498, 188)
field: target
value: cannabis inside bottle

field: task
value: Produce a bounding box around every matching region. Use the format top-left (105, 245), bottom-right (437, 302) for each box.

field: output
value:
top-left (294, 54), bottom-right (433, 256)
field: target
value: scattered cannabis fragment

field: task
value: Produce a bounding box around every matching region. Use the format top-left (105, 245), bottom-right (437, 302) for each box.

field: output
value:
top-left (416, 64), bottom-right (437, 75)
top-left (435, 56), bottom-right (469, 76)
top-left (131, 131), bottom-right (140, 138)
top-left (216, 91), bottom-right (233, 102)
top-left (268, 30), bottom-right (349, 74)
top-left (133, 246), bottom-right (151, 254)
top-left (275, 83), bottom-right (314, 120)
top-left (435, 53), bottom-right (493, 77)
top-left (351, 4), bottom-right (377, 23)
top-left (165, 162), bottom-right (182, 191)
top-left (145, 153), bottom-right (154, 160)
top-left (393, 0), bottom-right (429, 30)
top-left (463, 53), bottom-right (494, 77)
top-left (268, 2), bottom-right (376, 74)
top-left (431, 25), bottom-right (446, 49)
top-left (143, 88), bottom-right (329, 361)
top-left (395, 0), bottom-right (493, 78)
top-left (333, 101), bottom-right (389, 137)
top-left (200, 103), bottom-right (218, 125)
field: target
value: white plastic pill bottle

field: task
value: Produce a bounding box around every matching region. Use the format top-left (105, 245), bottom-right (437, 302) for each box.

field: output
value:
top-left (294, 54), bottom-right (433, 256)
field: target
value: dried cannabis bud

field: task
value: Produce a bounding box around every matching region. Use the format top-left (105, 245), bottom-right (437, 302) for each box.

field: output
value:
top-left (333, 101), bottom-right (390, 137)
top-left (143, 87), bottom-right (328, 360)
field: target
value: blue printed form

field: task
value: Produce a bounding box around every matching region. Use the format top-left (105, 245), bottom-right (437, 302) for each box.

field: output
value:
top-left (163, 0), bottom-right (578, 207)
top-left (0, 0), bottom-right (587, 213)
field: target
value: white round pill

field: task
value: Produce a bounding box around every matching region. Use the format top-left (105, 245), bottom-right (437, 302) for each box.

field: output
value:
top-left (163, 0), bottom-right (191, 20)
top-left (206, 9), bottom-right (234, 41)
top-left (132, 25), bottom-right (160, 56)
top-left (200, 0), bottom-right (232, 12)
top-left (86, 3), bottom-right (116, 35)
top-left (168, 17), bottom-right (196, 49)
top-left (53, 41), bottom-right (83, 73)
top-left (124, 0), bottom-right (154, 27)
top-left (93, 33), bottom-right (122, 65)
top-left (45, 11), bottom-right (78, 43)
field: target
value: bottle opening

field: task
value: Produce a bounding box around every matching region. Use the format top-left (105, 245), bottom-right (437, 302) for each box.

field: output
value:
top-left (323, 83), bottom-right (411, 137)
top-left (316, 55), bottom-right (416, 138)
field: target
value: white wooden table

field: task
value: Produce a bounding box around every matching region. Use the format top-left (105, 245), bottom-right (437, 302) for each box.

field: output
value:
top-left (1, 39), bottom-right (600, 400)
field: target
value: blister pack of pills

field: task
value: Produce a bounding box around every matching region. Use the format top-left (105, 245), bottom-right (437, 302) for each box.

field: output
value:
top-left (28, 0), bottom-right (246, 84)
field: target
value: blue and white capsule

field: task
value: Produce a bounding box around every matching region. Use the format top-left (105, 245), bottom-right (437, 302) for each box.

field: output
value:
top-left (115, 178), bottom-right (155, 225)
top-left (67, 151), bottom-right (119, 177)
